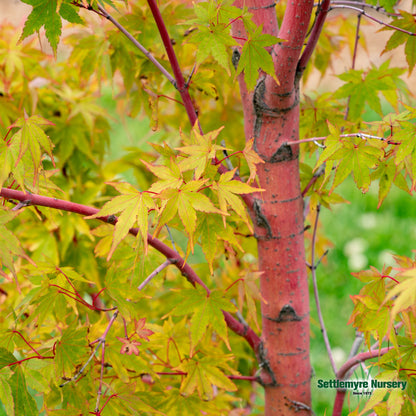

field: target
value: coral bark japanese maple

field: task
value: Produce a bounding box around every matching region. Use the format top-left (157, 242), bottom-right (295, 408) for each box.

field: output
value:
top-left (1, 0), bottom-right (416, 415)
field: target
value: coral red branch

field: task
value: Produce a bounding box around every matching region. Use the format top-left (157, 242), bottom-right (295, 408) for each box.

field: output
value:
top-left (298, 0), bottom-right (331, 74)
top-left (146, 0), bottom-right (199, 128)
top-left (336, 347), bottom-right (392, 379)
top-left (276, 0), bottom-right (314, 82)
top-left (0, 188), bottom-right (261, 354)
top-left (156, 371), bottom-right (258, 381)
top-left (330, 5), bottom-right (416, 35)
top-left (332, 346), bottom-right (393, 416)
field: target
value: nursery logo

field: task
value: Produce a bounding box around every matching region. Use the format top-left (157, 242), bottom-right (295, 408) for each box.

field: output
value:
top-left (316, 378), bottom-right (407, 396)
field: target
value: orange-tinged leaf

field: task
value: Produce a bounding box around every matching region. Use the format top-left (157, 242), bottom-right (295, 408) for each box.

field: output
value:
top-left (134, 318), bottom-right (154, 342)
top-left (243, 138), bottom-right (264, 183)
top-left (387, 388), bottom-right (404, 416)
top-left (117, 337), bottom-right (141, 356)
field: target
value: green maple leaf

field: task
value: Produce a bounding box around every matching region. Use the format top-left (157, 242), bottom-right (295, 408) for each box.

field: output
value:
top-left (316, 124), bottom-right (383, 192)
top-left (196, 215), bottom-right (221, 274)
top-left (0, 212), bottom-right (32, 278)
top-left (366, 0), bottom-right (397, 11)
top-left (177, 126), bottom-right (226, 180)
top-left (155, 180), bottom-right (225, 248)
top-left (172, 286), bottom-right (235, 351)
top-left (212, 168), bottom-right (259, 229)
top-left (55, 325), bottom-right (88, 377)
top-left (236, 24), bottom-right (282, 90)
top-left (191, 26), bottom-right (236, 75)
top-left (196, 214), bottom-right (243, 274)
top-left (394, 121), bottom-right (416, 186)
top-left (0, 348), bottom-right (38, 416)
top-left (382, 11), bottom-right (416, 73)
top-left (20, 0), bottom-right (62, 54)
top-left (89, 0), bottom-right (123, 10)
top-left (86, 182), bottom-right (155, 259)
top-left (177, 356), bottom-right (237, 400)
top-left (9, 114), bottom-right (55, 188)
top-left (371, 161), bottom-right (396, 208)
top-left (334, 63), bottom-right (405, 120)
top-left (10, 367), bottom-right (38, 416)
top-left (189, 0), bottom-right (242, 74)
top-left (0, 373), bottom-right (13, 416)
top-left (59, 2), bottom-right (85, 25)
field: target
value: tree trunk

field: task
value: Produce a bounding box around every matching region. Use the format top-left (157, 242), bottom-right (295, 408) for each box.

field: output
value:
top-left (233, 1), bottom-right (314, 414)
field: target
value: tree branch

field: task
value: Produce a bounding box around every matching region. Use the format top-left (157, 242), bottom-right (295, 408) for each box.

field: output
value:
top-left (73, 2), bottom-right (176, 85)
top-left (298, 0), bottom-right (331, 75)
top-left (329, 5), bottom-right (416, 36)
top-left (146, 0), bottom-right (199, 129)
top-left (138, 259), bottom-right (172, 291)
top-left (310, 204), bottom-right (337, 375)
top-left (145, 1), bottom-right (256, 212)
top-left (332, 346), bottom-right (393, 416)
top-left (286, 132), bottom-right (400, 146)
top-left (275, 0), bottom-right (314, 84)
top-left (0, 188), bottom-right (261, 355)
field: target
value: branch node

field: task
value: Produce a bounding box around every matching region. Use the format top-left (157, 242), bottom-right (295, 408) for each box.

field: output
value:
top-left (11, 200), bottom-right (32, 211)
top-left (256, 342), bottom-right (278, 386)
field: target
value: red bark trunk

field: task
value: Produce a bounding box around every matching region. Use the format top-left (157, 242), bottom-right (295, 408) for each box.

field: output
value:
top-left (233, 1), bottom-right (314, 414)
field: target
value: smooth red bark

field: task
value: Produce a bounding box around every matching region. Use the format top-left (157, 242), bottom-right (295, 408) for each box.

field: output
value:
top-left (233, 0), bottom-right (314, 414)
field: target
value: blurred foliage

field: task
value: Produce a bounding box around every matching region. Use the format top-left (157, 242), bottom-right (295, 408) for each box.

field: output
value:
top-left (1, 0), bottom-right (416, 415)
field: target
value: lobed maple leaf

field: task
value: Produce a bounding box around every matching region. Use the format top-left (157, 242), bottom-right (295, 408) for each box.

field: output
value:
top-left (235, 25), bottom-right (282, 90)
top-left (188, 0), bottom-right (242, 74)
top-left (134, 318), bottom-right (154, 342)
top-left (176, 126), bottom-right (226, 180)
top-left (117, 337), bottom-right (141, 356)
top-left (315, 123), bottom-right (384, 192)
top-left (212, 168), bottom-right (260, 229)
top-left (172, 286), bottom-right (235, 351)
top-left (382, 11), bottom-right (416, 73)
top-left (85, 182), bottom-right (155, 259)
top-left (177, 356), bottom-right (237, 400)
top-left (8, 114), bottom-right (55, 188)
top-left (242, 138), bottom-right (264, 184)
top-left (155, 180), bottom-right (225, 249)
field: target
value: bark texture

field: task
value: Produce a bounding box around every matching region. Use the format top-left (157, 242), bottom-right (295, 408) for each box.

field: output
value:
top-left (233, 1), bottom-right (314, 414)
